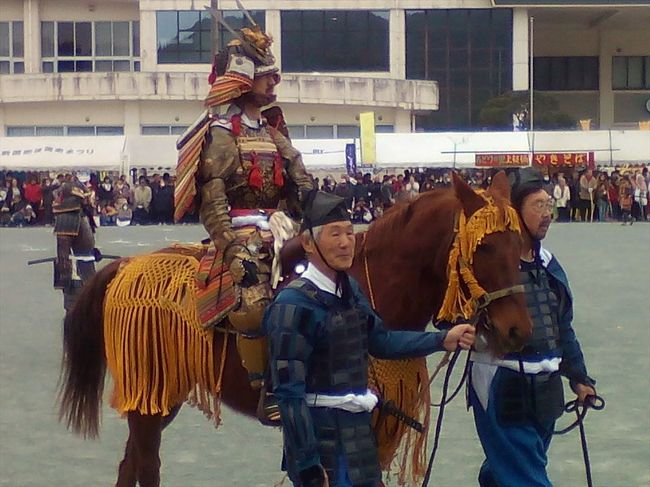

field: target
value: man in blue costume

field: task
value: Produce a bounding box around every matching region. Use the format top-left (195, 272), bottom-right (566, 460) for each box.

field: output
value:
top-left (468, 167), bottom-right (597, 487)
top-left (263, 190), bottom-right (476, 487)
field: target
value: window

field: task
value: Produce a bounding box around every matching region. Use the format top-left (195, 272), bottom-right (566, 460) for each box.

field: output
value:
top-left (0, 21), bottom-right (24, 74)
top-left (156, 9), bottom-right (264, 65)
top-left (306, 125), bottom-right (334, 139)
top-left (216, 11), bottom-right (265, 52)
top-left (157, 11), bottom-right (211, 63)
top-left (406, 9), bottom-right (513, 130)
top-left (612, 56), bottom-right (650, 90)
top-left (533, 57), bottom-right (599, 91)
top-left (142, 125), bottom-right (188, 135)
top-left (6, 125), bottom-right (124, 136)
top-left (287, 125), bottom-right (306, 140)
top-left (41, 21), bottom-right (140, 72)
top-left (337, 125), bottom-right (360, 139)
top-left (281, 10), bottom-right (389, 72)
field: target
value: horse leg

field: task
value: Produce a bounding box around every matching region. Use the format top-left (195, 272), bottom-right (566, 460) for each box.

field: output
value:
top-left (116, 433), bottom-right (137, 487)
top-left (161, 404), bottom-right (182, 430)
top-left (127, 411), bottom-right (163, 487)
top-left (115, 405), bottom-right (181, 487)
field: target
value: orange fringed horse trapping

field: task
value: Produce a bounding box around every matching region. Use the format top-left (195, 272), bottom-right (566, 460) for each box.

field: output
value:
top-left (370, 357), bottom-right (431, 487)
top-left (103, 252), bottom-right (225, 424)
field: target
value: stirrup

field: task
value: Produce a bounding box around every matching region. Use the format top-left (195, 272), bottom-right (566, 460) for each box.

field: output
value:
top-left (258, 392), bottom-right (281, 427)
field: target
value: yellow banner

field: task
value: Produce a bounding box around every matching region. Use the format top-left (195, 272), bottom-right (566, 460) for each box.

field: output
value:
top-left (359, 111), bottom-right (376, 165)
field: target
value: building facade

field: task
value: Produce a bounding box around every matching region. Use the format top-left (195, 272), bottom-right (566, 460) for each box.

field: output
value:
top-left (1, 0), bottom-right (649, 146)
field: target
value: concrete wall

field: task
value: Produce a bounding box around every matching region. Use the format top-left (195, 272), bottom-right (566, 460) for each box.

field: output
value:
top-left (534, 19), bottom-right (650, 128)
top-left (0, 0), bottom-right (24, 20)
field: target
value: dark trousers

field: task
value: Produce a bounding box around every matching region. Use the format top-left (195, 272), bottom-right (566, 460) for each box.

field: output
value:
top-left (556, 207), bottom-right (570, 222)
top-left (578, 199), bottom-right (592, 221)
top-left (56, 216), bottom-right (95, 287)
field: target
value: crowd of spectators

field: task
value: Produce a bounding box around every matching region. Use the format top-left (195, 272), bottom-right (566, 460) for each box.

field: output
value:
top-left (318, 165), bottom-right (650, 225)
top-left (0, 170), bottom-right (178, 227)
top-left (1, 165), bottom-right (648, 228)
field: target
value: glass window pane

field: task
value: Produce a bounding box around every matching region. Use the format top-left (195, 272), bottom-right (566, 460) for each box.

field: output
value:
top-left (134, 60), bottom-right (140, 71)
top-left (549, 57), bottom-right (567, 90)
top-left (67, 126), bottom-right (96, 136)
top-left (534, 57), bottom-right (551, 90)
top-left (612, 57), bottom-right (627, 89)
top-left (645, 56), bottom-right (650, 89)
top-left (132, 21), bottom-right (140, 56)
top-left (14, 61), bottom-right (24, 73)
top-left (36, 126), bottom-right (65, 136)
top-left (58, 22), bottom-right (74, 56)
top-left (95, 60), bottom-right (113, 71)
top-left (95, 22), bottom-right (112, 56)
top-left (282, 10), bottom-right (388, 72)
top-left (42, 61), bottom-right (54, 72)
top-left (170, 126), bottom-right (187, 135)
top-left (12, 22), bottom-right (24, 57)
top-left (287, 125), bottom-right (305, 139)
top-left (96, 126), bottom-right (124, 135)
top-left (7, 126), bottom-right (35, 136)
top-left (567, 57), bottom-right (584, 90)
top-left (41, 21), bottom-right (54, 57)
top-left (627, 56), bottom-right (643, 89)
top-left (448, 10), bottom-right (468, 49)
top-left (113, 22), bottom-right (129, 56)
top-left (178, 11), bottom-right (200, 31)
top-left (583, 57), bottom-right (599, 90)
top-left (113, 60), bottom-right (130, 72)
top-left (337, 125), bottom-right (359, 138)
top-left (0, 61), bottom-right (9, 74)
top-left (75, 22), bottom-right (91, 55)
top-left (0, 22), bottom-right (9, 57)
top-left (157, 11), bottom-right (178, 63)
top-left (142, 126), bottom-right (170, 135)
top-left (75, 60), bottom-right (92, 72)
top-left (58, 60), bottom-right (75, 72)
top-left (306, 125), bottom-right (334, 139)
top-left (376, 125), bottom-right (394, 133)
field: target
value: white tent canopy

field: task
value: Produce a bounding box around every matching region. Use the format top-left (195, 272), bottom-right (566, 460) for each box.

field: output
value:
top-left (124, 135), bottom-right (178, 173)
top-left (0, 136), bottom-right (127, 171)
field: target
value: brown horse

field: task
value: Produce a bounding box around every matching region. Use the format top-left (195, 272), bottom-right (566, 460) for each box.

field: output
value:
top-left (58, 171), bottom-right (531, 487)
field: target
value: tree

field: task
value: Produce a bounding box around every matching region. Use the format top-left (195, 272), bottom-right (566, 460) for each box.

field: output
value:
top-left (479, 91), bottom-right (577, 130)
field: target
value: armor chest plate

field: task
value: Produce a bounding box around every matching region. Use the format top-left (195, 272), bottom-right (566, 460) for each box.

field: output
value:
top-left (227, 125), bottom-right (283, 209)
top-left (520, 264), bottom-right (561, 357)
top-left (307, 307), bottom-right (370, 394)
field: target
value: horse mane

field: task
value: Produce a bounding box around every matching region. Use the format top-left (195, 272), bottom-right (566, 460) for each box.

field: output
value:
top-left (364, 188), bottom-right (457, 256)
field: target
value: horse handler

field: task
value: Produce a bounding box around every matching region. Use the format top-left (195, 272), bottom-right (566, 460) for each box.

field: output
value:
top-left (468, 167), bottom-right (597, 487)
top-left (263, 191), bottom-right (476, 487)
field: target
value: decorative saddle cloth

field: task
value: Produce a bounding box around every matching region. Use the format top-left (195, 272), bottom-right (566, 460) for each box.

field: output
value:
top-left (194, 245), bottom-right (240, 329)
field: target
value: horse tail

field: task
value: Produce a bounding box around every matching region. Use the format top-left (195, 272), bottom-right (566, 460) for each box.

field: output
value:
top-left (58, 259), bottom-right (123, 439)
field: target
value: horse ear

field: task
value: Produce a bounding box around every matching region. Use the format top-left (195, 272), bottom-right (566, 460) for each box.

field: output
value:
top-left (489, 171), bottom-right (511, 202)
top-left (452, 172), bottom-right (485, 217)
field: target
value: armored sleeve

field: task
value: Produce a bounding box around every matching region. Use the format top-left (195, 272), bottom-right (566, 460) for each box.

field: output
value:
top-left (264, 300), bottom-right (321, 473)
top-left (269, 127), bottom-right (314, 193)
top-left (199, 127), bottom-right (240, 252)
top-left (352, 283), bottom-right (448, 358)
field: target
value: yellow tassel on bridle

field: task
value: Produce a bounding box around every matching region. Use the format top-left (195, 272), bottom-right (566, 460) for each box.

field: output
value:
top-left (437, 195), bottom-right (520, 322)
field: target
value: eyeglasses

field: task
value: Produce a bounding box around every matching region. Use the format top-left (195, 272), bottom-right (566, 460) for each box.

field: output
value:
top-left (527, 200), bottom-right (554, 214)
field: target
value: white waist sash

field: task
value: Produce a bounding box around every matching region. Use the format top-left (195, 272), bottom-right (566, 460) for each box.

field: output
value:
top-left (304, 389), bottom-right (379, 413)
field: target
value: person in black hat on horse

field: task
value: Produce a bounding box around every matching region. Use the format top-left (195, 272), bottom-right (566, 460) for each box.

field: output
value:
top-left (263, 190), bottom-right (476, 487)
top-left (468, 167), bottom-right (597, 487)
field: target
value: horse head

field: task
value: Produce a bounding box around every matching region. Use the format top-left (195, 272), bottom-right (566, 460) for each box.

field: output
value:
top-left (450, 171), bottom-right (532, 355)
